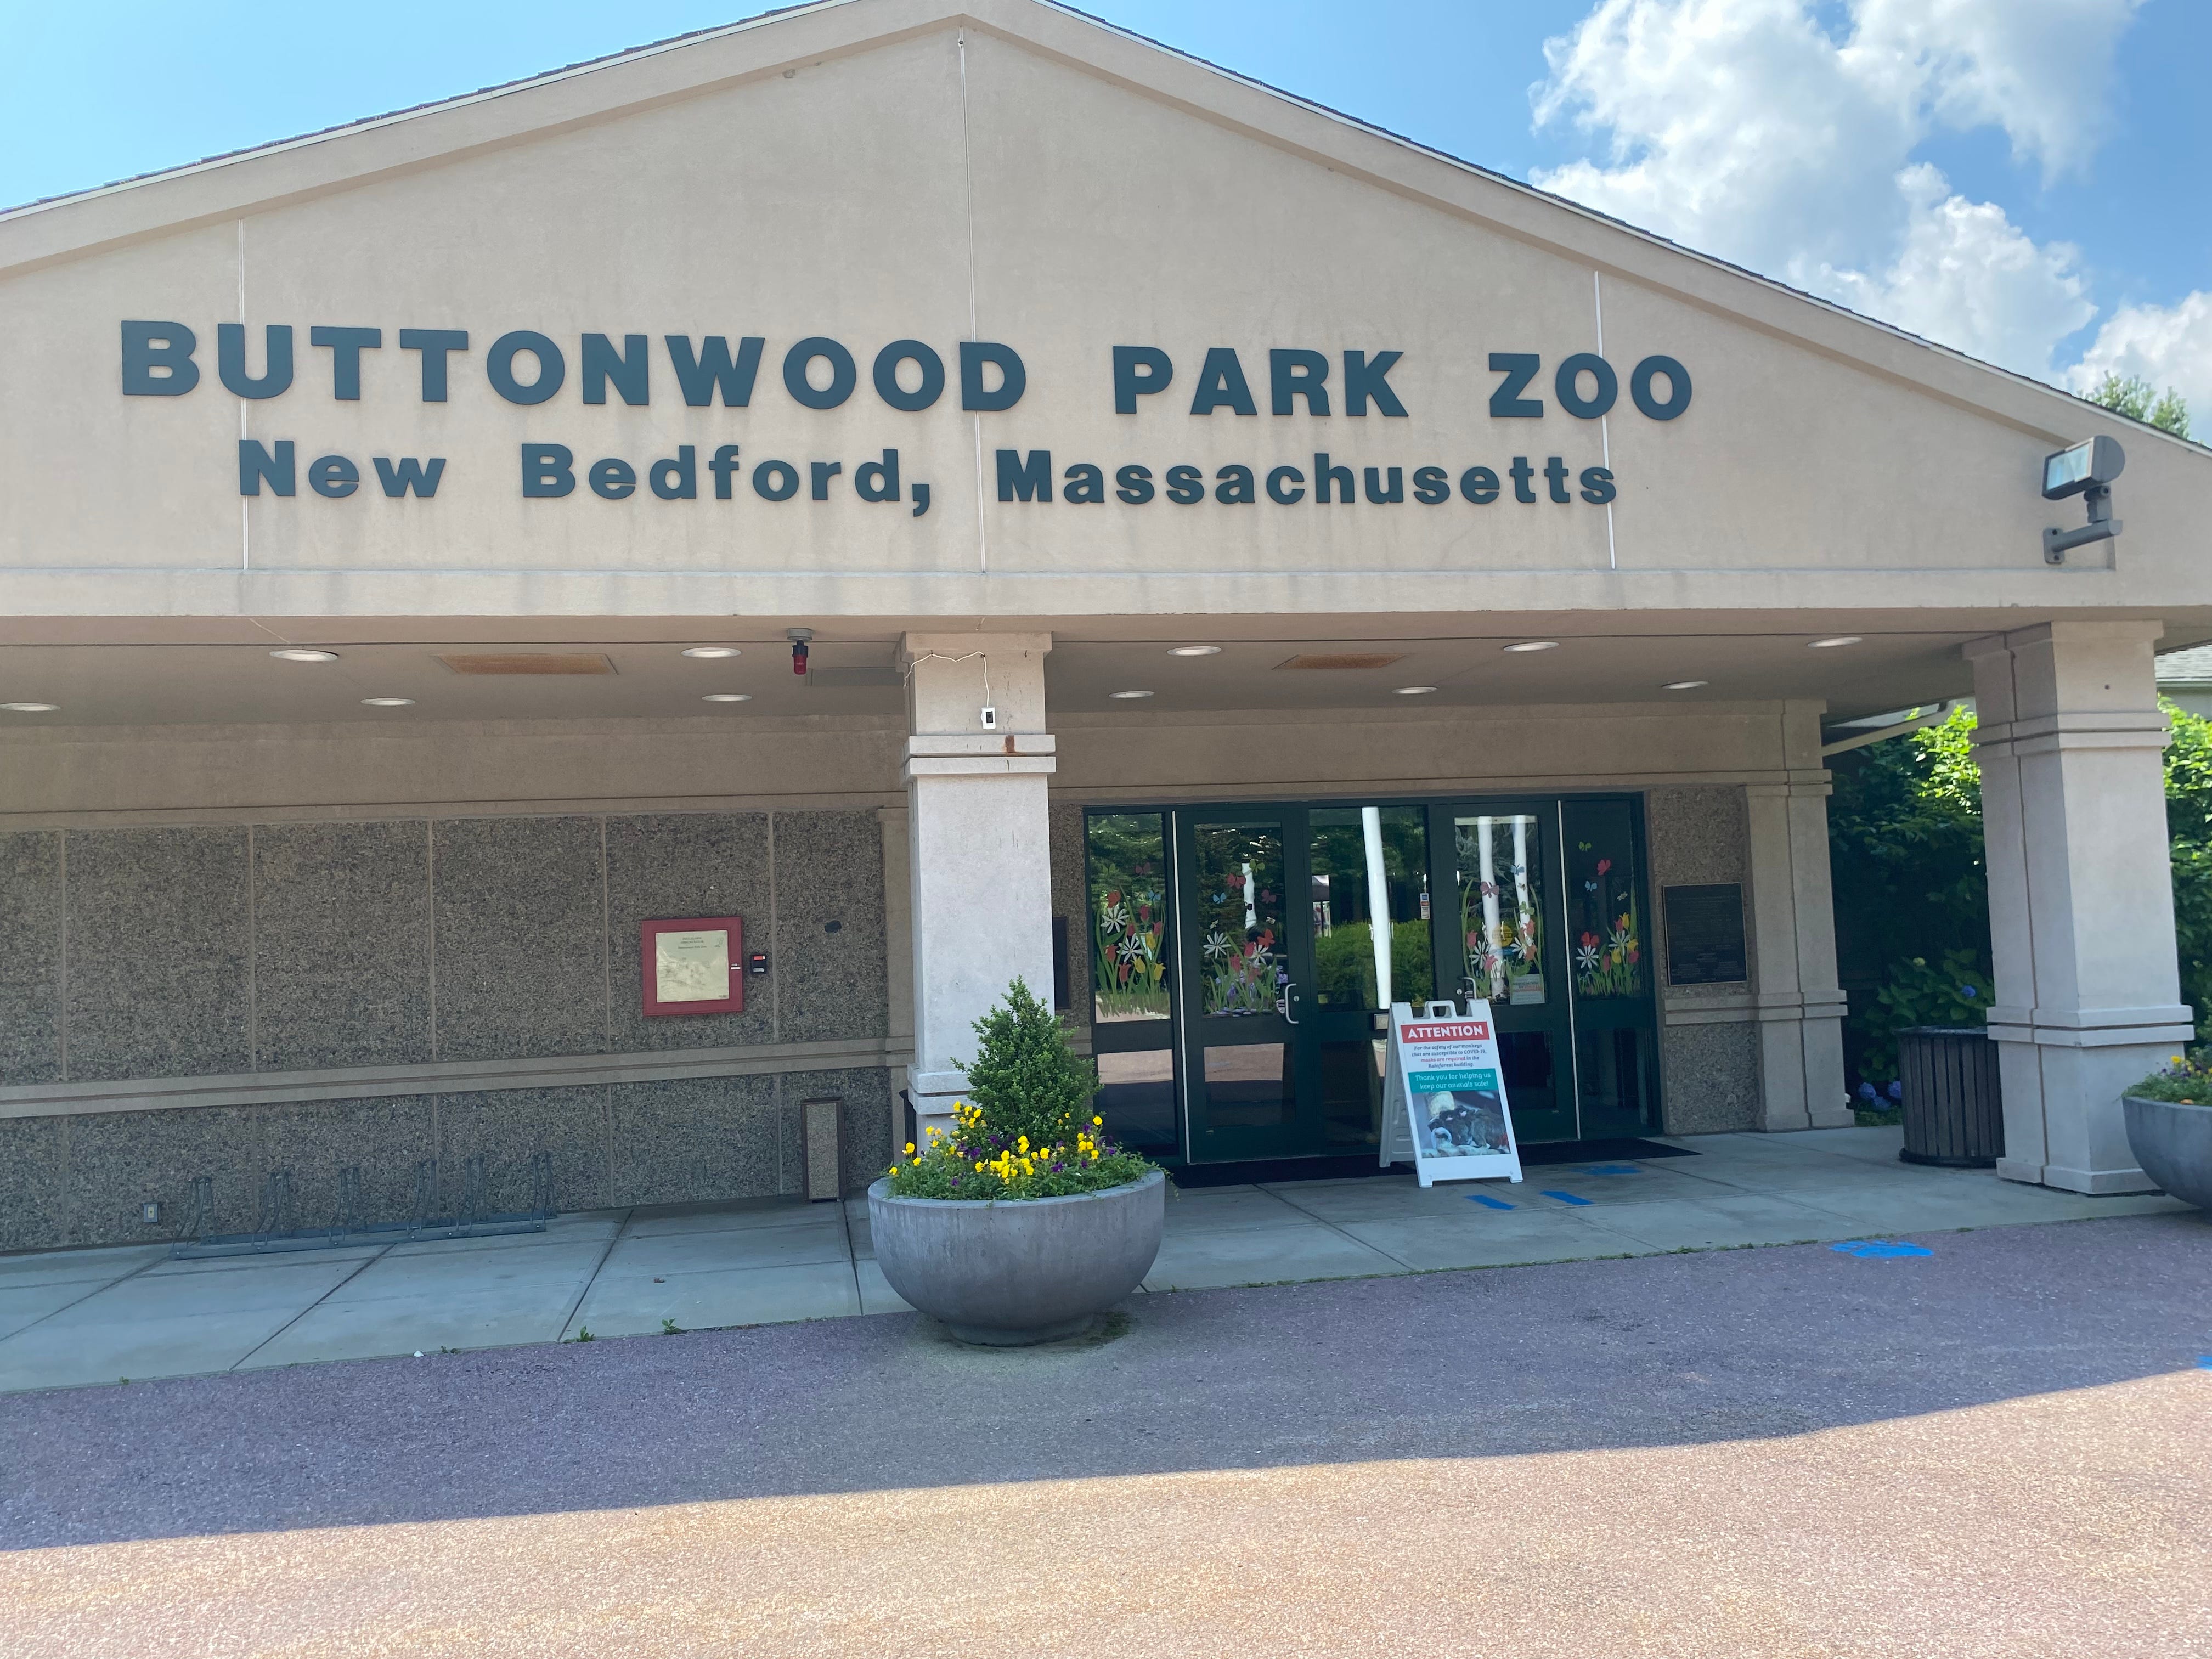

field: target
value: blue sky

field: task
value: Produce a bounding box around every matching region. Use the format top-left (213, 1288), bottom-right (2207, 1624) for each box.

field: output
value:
top-left (4, 0), bottom-right (2207, 409)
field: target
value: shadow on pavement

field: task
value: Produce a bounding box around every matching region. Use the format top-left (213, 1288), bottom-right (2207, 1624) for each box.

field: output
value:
top-left (3, 1211), bottom-right (2208, 1549)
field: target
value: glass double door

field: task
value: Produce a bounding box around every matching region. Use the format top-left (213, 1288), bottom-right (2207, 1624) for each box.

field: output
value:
top-left (1086, 797), bottom-right (1657, 1165)
top-left (1172, 802), bottom-right (1582, 1160)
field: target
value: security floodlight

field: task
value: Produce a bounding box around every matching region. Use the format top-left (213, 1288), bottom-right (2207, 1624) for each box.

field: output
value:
top-left (2042, 435), bottom-right (2125, 500)
top-left (2041, 436), bottom-right (2125, 563)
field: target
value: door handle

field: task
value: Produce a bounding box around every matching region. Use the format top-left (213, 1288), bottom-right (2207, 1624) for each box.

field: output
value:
top-left (1276, 983), bottom-right (1300, 1024)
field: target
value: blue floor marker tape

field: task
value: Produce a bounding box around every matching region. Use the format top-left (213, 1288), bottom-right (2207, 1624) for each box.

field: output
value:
top-left (1830, 1239), bottom-right (1933, 1259)
top-left (2198, 1356), bottom-right (2212, 1371)
top-left (1467, 1193), bottom-right (1515, 1210)
top-left (1585, 1164), bottom-right (1641, 1175)
top-left (1541, 1190), bottom-right (1594, 1206)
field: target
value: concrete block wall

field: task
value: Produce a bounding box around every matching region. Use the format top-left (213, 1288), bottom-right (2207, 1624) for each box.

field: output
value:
top-left (0, 810), bottom-right (895, 1250)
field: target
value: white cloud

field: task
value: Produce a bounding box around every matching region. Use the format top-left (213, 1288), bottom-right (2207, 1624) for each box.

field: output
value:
top-left (2067, 292), bottom-right (2212, 421)
top-left (1530, 0), bottom-right (2142, 381)
top-left (1813, 166), bottom-right (2095, 380)
top-left (1847, 0), bottom-right (2141, 179)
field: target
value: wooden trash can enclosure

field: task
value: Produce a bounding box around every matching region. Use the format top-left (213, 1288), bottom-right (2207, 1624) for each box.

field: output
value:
top-left (1897, 1026), bottom-right (2004, 1168)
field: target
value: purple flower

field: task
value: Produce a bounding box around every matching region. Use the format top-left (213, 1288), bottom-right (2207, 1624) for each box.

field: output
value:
top-left (1886, 1080), bottom-right (1904, 1102)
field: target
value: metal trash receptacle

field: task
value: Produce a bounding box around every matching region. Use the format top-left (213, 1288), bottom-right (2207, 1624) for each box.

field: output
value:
top-left (1897, 1026), bottom-right (2004, 1168)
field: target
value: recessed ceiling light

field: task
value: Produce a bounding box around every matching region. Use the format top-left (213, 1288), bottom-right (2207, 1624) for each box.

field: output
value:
top-left (1167, 645), bottom-right (1221, 657)
top-left (360, 697), bottom-right (414, 707)
top-left (702, 692), bottom-right (753, 703)
top-left (1503, 640), bottom-right (1559, 653)
top-left (1108, 690), bottom-right (1154, 699)
top-left (1661, 680), bottom-right (1708, 691)
top-left (270, 647), bottom-right (339, 663)
top-left (1, 701), bottom-right (59, 713)
top-left (1394, 685), bottom-right (1438, 696)
top-left (1809, 635), bottom-right (1863, 648)
top-left (681, 646), bottom-right (742, 659)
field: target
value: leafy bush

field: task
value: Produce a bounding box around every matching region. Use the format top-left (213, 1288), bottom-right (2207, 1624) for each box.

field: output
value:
top-left (2128, 1048), bottom-right (2212, 1104)
top-left (958, 977), bottom-right (1097, 1150)
top-left (883, 978), bottom-right (1153, 1200)
top-left (1312, 919), bottom-right (1434, 1008)
top-left (1830, 699), bottom-right (2212, 1088)
top-left (1857, 949), bottom-right (1993, 1082)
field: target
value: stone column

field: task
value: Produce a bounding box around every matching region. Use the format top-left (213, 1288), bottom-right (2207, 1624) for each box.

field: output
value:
top-left (1743, 703), bottom-right (1852, 1130)
top-left (900, 631), bottom-right (1056, 1143)
top-left (1966, 621), bottom-right (2190, 1193)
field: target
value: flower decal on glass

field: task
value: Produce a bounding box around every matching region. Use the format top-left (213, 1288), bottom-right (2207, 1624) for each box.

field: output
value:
top-left (1573, 848), bottom-right (1644, 997)
top-left (1088, 821), bottom-right (1173, 1022)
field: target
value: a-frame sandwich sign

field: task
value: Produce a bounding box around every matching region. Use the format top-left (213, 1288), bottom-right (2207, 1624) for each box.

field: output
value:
top-left (1380, 1000), bottom-right (1525, 1189)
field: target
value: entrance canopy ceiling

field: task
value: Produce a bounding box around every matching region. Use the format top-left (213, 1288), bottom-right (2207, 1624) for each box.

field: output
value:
top-left (0, 611), bottom-right (2147, 729)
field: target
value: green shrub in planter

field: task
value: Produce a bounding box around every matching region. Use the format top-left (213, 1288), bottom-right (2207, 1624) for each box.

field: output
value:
top-left (885, 977), bottom-right (1153, 1200)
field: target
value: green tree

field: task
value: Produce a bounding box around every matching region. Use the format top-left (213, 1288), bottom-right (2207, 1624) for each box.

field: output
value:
top-left (2087, 371), bottom-right (2191, 438)
top-left (957, 977), bottom-right (1098, 1150)
top-left (1827, 699), bottom-right (2212, 1084)
top-left (2165, 701), bottom-right (2212, 1024)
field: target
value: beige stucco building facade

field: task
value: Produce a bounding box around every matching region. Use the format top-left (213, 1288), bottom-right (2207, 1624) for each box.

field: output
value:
top-left (2, 0), bottom-right (2205, 1250)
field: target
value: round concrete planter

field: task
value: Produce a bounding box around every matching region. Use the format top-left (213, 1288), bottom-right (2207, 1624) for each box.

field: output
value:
top-left (2123, 1094), bottom-right (2212, 1210)
top-left (867, 1168), bottom-right (1166, 1346)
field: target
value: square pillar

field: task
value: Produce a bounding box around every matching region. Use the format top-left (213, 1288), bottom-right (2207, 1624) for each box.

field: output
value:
top-left (1966, 621), bottom-right (2192, 1193)
top-left (901, 632), bottom-right (1056, 1142)
top-left (1742, 705), bottom-right (1852, 1130)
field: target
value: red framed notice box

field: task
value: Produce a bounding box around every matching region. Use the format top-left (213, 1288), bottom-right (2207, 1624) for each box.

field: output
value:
top-left (640, 917), bottom-right (744, 1015)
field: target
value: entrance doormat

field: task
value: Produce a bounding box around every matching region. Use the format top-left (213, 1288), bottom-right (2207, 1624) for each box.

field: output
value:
top-left (1167, 1138), bottom-right (1696, 1189)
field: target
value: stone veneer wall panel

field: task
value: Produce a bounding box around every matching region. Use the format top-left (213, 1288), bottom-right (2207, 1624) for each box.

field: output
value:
top-left (0, 832), bottom-right (61, 1085)
top-left (436, 1085), bottom-right (611, 1214)
top-left (65, 827), bottom-right (252, 1082)
top-left (604, 813), bottom-right (774, 1053)
top-left (257, 1094), bottom-right (437, 1228)
top-left (0, 1116), bottom-right (68, 1251)
top-left (253, 821), bottom-right (433, 1072)
top-left (1660, 1023), bottom-right (1763, 1135)
top-left (1646, 786), bottom-right (1752, 916)
top-left (1646, 786), bottom-right (1758, 1135)
top-left (772, 810), bottom-right (888, 1045)
top-left (63, 1102), bottom-right (263, 1244)
top-left (1049, 802), bottom-right (1089, 1021)
top-left (2, 806), bottom-right (904, 1249)
top-left (432, 817), bottom-right (610, 1062)
top-left (608, 1073), bottom-right (781, 1208)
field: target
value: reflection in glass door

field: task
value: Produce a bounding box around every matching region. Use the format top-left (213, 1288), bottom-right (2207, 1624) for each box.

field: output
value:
top-left (1307, 806), bottom-right (1431, 1152)
top-left (1086, 794), bottom-right (1663, 1164)
top-left (1177, 811), bottom-right (1314, 1160)
top-left (1444, 808), bottom-right (1577, 1143)
top-left (1564, 797), bottom-right (1661, 1137)
top-left (1085, 812), bottom-right (1177, 1156)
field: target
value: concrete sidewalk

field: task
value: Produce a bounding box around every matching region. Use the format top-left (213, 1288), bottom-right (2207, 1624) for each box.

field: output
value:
top-left (0, 1125), bottom-right (2187, 1393)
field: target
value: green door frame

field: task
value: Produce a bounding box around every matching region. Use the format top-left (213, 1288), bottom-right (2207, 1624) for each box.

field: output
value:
top-left (1172, 804), bottom-right (1325, 1163)
top-left (1082, 791), bottom-right (1664, 1165)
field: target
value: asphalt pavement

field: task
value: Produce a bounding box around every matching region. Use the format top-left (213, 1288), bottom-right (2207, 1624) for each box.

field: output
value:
top-left (3, 1211), bottom-right (2208, 1657)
